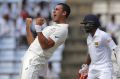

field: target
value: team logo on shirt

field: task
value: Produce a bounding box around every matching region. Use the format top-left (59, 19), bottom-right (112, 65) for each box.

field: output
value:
top-left (55, 36), bottom-right (59, 38)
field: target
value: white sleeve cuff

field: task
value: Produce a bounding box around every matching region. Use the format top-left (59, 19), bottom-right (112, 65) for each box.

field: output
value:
top-left (35, 25), bottom-right (42, 32)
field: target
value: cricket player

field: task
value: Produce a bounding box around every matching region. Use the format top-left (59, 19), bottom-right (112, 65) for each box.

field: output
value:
top-left (20, 3), bottom-right (71, 79)
top-left (79, 14), bottom-right (120, 79)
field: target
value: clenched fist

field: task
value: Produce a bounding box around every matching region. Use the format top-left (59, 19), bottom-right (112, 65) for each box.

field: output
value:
top-left (36, 18), bottom-right (45, 26)
top-left (26, 18), bottom-right (32, 27)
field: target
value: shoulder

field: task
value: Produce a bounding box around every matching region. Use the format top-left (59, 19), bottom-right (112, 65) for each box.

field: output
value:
top-left (99, 29), bottom-right (111, 40)
top-left (54, 25), bottom-right (68, 32)
top-left (98, 29), bottom-right (109, 36)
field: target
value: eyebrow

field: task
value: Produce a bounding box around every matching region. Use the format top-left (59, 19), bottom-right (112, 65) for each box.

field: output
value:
top-left (54, 7), bottom-right (58, 9)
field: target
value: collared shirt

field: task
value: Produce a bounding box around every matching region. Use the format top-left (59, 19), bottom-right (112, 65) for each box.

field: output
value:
top-left (87, 28), bottom-right (117, 65)
top-left (28, 23), bottom-right (68, 59)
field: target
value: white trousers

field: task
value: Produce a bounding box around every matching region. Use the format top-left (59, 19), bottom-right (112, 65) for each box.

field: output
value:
top-left (87, 63), bottom-right (113, 79)
top-left (20, 50), bottom-right (48, 79)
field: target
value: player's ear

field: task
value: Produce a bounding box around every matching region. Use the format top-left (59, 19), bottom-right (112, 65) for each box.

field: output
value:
top-left (62, 11), bottom-right (67, 17)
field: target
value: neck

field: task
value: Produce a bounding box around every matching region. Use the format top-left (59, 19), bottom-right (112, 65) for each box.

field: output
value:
top-left (56, 18), bottom-right (67, 24)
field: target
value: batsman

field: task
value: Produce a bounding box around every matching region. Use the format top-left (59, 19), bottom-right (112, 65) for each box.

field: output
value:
top-left (79, 14), bottom-right (120, 79)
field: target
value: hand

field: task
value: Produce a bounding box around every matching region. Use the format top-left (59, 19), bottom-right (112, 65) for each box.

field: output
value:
top-left (78, 64), bottom-right (88, 79)
top-left (26, 18), bottom-right (32, 27)
top-left (79, 64), bottom-right (88, 74)
top-left (36, 18), bottom-right (45, 26)
top-left (79, 74), bottom-right (87, 79)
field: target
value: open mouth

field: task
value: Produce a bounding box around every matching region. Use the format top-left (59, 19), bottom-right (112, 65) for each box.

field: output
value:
top-left (54, 14), bottom-right (56, 17)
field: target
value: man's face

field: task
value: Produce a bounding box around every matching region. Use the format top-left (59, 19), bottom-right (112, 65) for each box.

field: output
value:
top-left (52, 5), bottom-right (65, 22)
top-left (83, 22), bottom-right (95, 33)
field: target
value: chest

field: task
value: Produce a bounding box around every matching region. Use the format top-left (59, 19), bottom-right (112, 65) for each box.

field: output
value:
top-left (87, 36), bottom-right (105, 48)
top-left (42, 26), bottom-right (58, 38)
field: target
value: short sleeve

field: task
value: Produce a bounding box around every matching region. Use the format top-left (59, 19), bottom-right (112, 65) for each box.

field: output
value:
top-left (50, 29), bottom-right (67, 44)
top-left (104, 33), bottom-right (117, 50)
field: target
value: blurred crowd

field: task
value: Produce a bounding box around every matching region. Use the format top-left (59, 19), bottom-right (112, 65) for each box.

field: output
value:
top-left (0, 0), bottom-right (57, 46)
top-left (97, 14), bottom-right (120, 46)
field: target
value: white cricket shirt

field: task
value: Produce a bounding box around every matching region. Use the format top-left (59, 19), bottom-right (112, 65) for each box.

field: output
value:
top-left (28, 24), bottom-right (68, 59)
top-left (87, 28), bottom-right (117, 65)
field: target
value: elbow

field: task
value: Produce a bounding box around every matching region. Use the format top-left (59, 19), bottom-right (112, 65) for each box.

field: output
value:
top-left (40, 43), bottom-right (54, 50)
top-left (41, 44), bottom-right (49, 50)
top-left (42, 46), bottom-right (48, 50)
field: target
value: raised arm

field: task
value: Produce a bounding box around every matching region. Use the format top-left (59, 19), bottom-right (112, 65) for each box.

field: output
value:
top-left (26, 18), bottom-right (34, 45)
top-left (35, 18), bottom-right (55, 49)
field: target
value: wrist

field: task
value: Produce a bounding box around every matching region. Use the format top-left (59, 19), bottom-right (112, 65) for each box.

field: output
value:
top-left (35, 25), bottom-right (42, 32)
top-left (81, 64), bottom-right (89, 70)
top-left (79, 64), bottom-right (88, 74)
top-left (82, 64), bottom-right (88, 68)
top-left (26, 25), bottom-right (31, 28)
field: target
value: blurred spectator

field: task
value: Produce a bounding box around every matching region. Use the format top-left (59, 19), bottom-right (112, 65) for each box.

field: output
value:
top-left (49, 44), bottom-right (65, 79)
top-left (39, 1), bottom-right (51, 20)
top-left (106, 14), bottom-right (119, 45)
top-left (11, 3), bottom-right (20, 20)
top-left (16, 10), bottom-right (29, 46)
top-left (0, 3), bottom-right (10, 17)
top-left (26, 1), bottom-right (51, 21)
top-left (96, 13), bottom-right (106, 31)
top-left (0, 13), bottom-right (14, 37)
top-left (46, 62), bottom-right (59, 79)
top-left (26, 2), bottom-right (36, 18)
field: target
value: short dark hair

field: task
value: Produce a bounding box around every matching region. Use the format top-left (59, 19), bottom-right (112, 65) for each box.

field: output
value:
top-left (57, 3), bottom-right (71, 18)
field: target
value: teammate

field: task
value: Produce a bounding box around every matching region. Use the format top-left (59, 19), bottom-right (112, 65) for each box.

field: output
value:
top-left (20, 3), bottom-right (71, 79)
top-left (79, 14), bottom-right (120, 79)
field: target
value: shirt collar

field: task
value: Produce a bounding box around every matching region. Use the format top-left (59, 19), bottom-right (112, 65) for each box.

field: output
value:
top-left (89, 28), bottom-right (100, 38)
top-left (51, 22), bottom-right (69, 27)
top-left (94, 28), bottom-right (100, 37)
top-left (56, 24), bottom-right (69, 27)
top-left (53, 22), bottom-right (68, 27)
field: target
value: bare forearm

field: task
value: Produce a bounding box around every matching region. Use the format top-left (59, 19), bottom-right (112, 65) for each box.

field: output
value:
top-left (35, 18), bottom-right (55, 49)
top-left (85, 54), bottom-right (91, 65)
top-left (37, 32), bottom-right (54, 49)
top-left (26, 26), bottom-right (34, 45)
